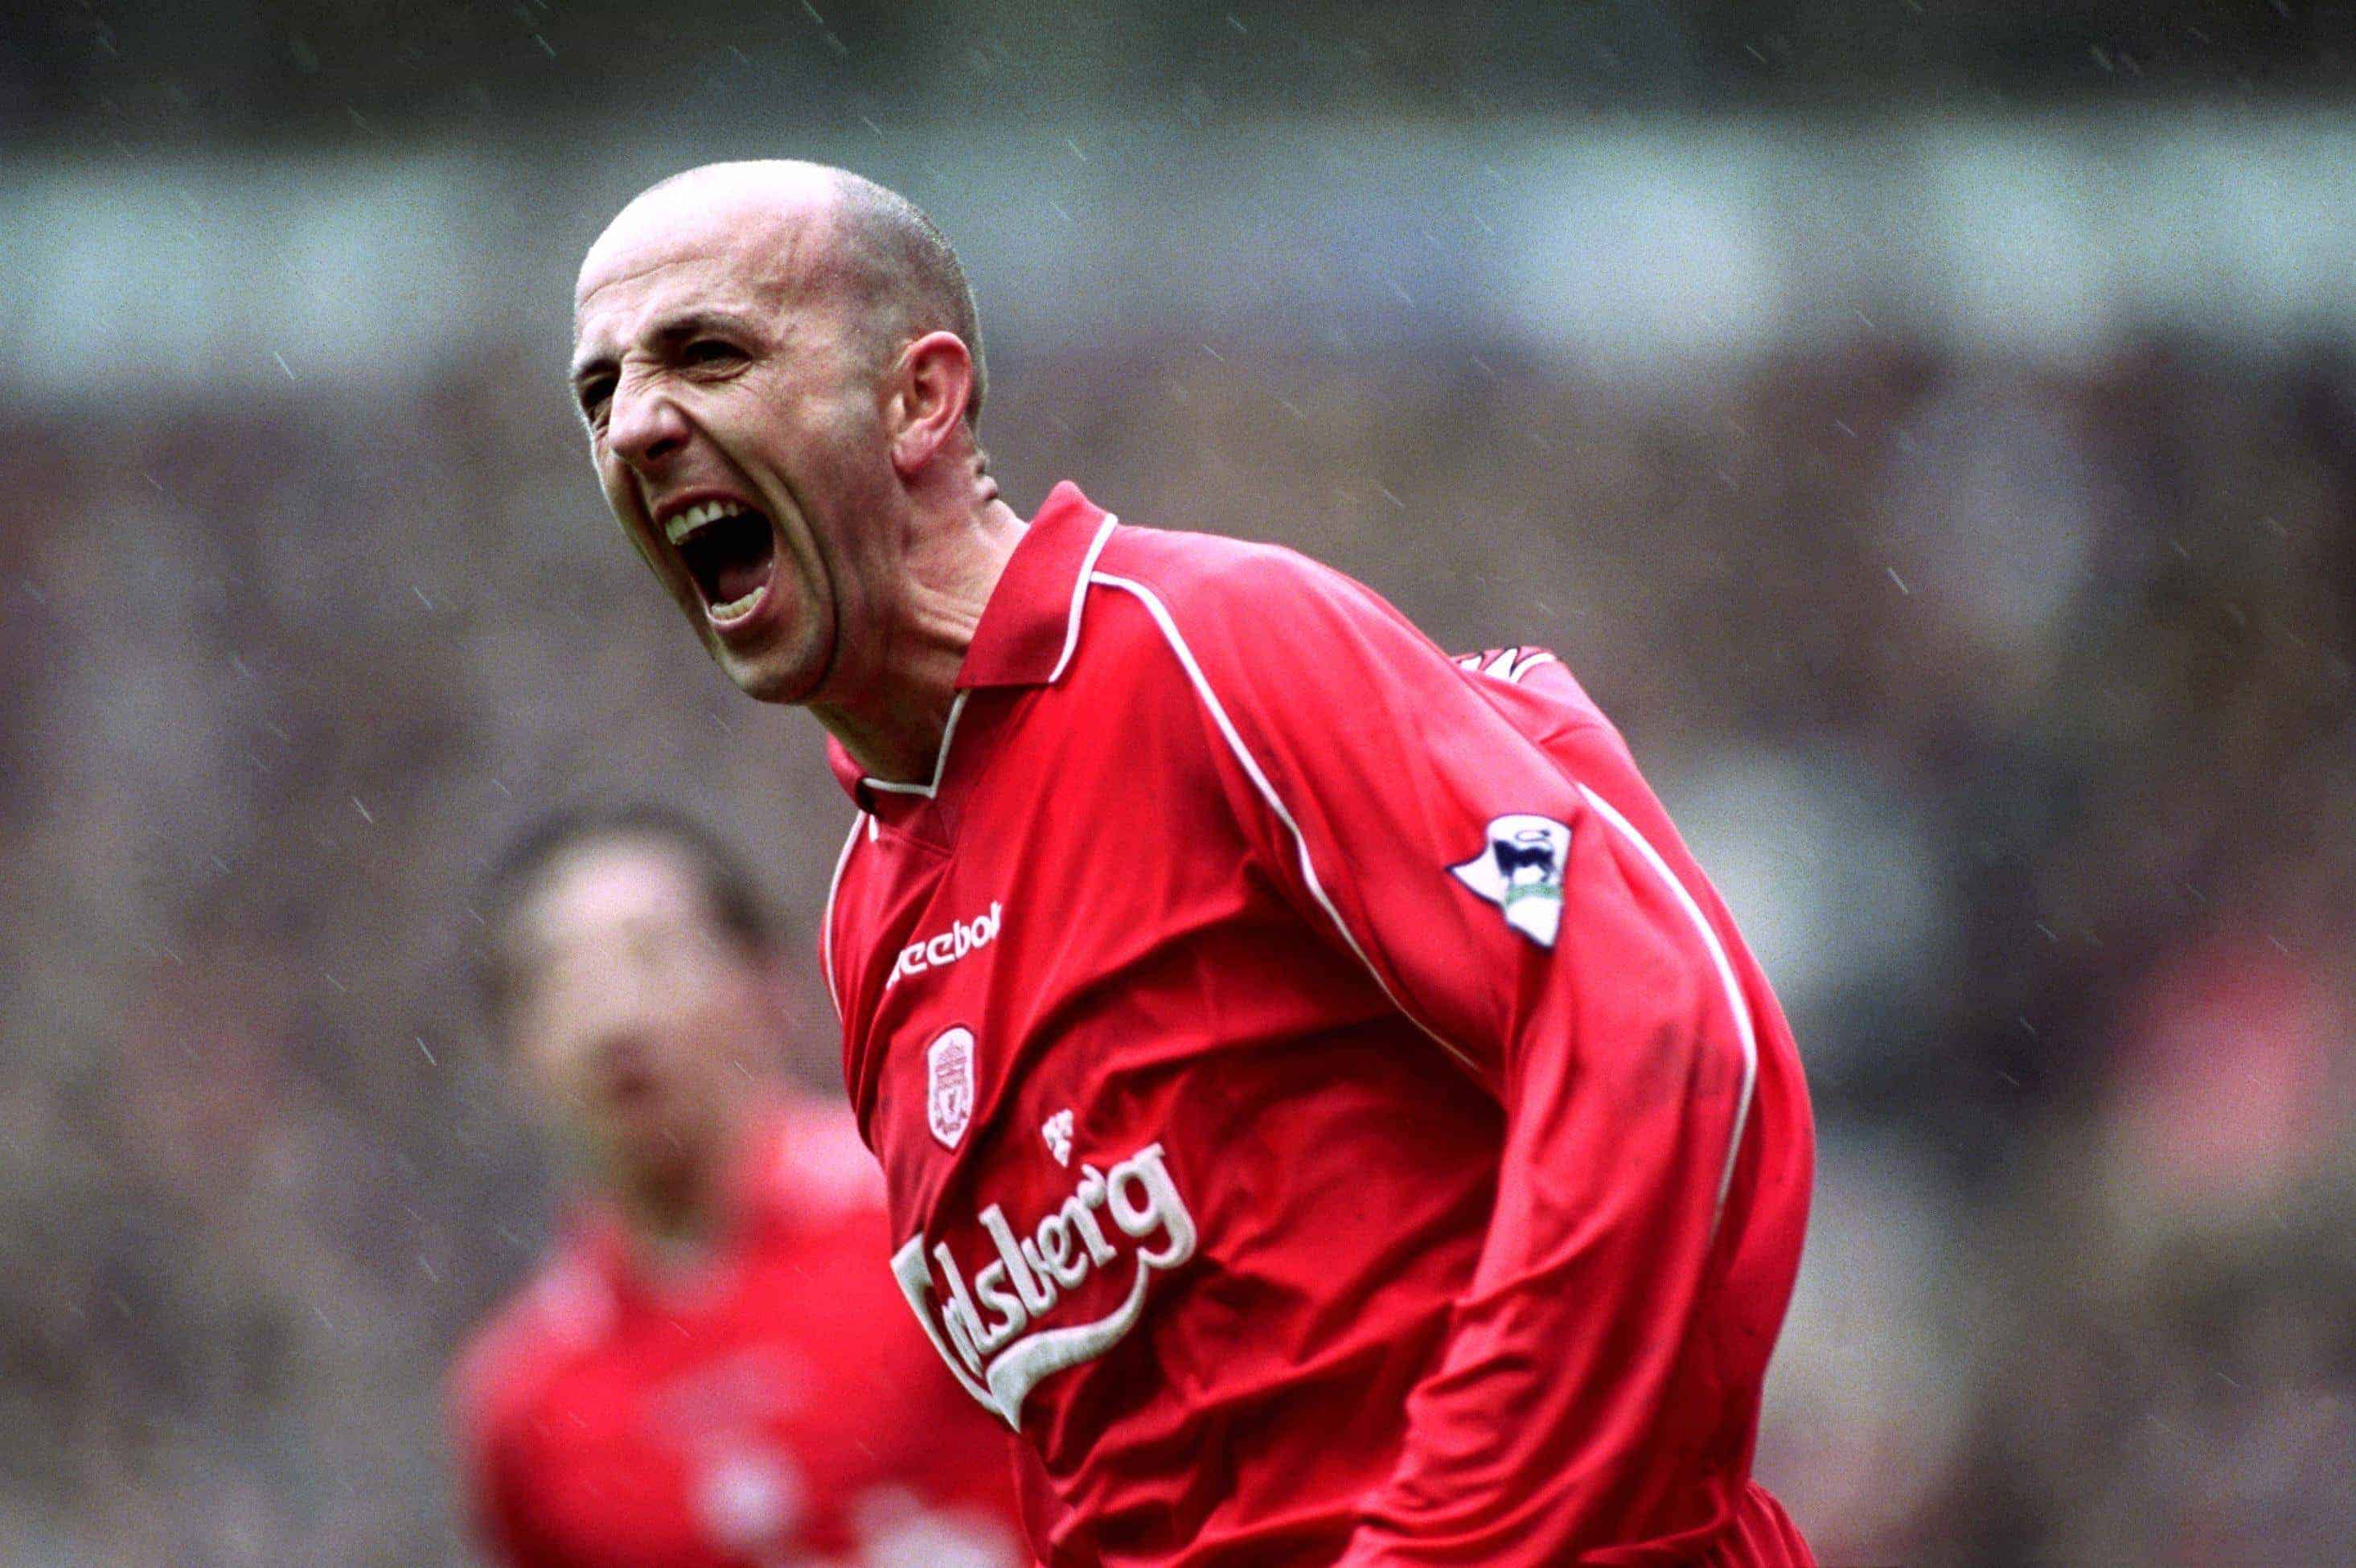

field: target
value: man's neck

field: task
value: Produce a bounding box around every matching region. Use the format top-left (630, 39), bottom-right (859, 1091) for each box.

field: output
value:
top-left (815, 495), bottom-right (1024, 784)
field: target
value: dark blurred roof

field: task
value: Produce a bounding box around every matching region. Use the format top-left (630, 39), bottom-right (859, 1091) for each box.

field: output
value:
top-left (6, 0), bottom-right (2354, 151)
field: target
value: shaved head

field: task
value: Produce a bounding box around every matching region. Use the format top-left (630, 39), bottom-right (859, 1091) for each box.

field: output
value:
top-left (826, 171), bottom-right (988, 426)
top-left (573, 158), bottom-right (1016, 745)
top-left (584, 160), bottom-right (987, 427)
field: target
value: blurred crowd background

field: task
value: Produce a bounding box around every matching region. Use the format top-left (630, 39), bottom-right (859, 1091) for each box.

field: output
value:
top-left (7, 3), bottom-right (2356, 1564)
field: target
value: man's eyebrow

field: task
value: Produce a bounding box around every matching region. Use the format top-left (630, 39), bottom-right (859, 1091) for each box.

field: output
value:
top-left (569, 350), bottom-right (615, 389)
top-left (650, 308), bottom-right (759, 343)
top-left (569, 310), bottom-right (761, 388)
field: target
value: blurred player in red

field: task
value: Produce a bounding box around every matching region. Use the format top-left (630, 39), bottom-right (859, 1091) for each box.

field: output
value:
top-left (567, 162), bottom-right (1817, 1565)
top-left (449, 804), bottom-right (1024, 1568)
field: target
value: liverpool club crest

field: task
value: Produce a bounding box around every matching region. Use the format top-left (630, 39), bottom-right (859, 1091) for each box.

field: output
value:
top-left (926, 1025), bottom-right (977, 1148)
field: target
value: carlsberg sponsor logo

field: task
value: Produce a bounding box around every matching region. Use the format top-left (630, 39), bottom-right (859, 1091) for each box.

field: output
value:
top-left (890, 1143), bottom-right (1196, 1430)
top-left (887, 901), bottom-right (1002, 987)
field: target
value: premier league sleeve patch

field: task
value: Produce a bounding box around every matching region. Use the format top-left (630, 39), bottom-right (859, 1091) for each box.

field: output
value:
top-left (1449, 814), bottom-right (1572, 948)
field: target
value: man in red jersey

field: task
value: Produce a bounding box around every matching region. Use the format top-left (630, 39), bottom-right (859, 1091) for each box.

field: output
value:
top-left (568, 161), bottom-right (1817, 1566)
top-left (449, 804), bottom-right (1023, 1567)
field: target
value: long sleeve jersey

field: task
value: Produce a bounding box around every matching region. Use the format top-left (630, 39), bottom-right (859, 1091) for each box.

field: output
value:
top-left (823, 484), bottom-right (1816, 1566)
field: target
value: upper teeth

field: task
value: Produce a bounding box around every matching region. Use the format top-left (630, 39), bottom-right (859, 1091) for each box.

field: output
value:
top-left (665, 499), bottom-right (749, 544)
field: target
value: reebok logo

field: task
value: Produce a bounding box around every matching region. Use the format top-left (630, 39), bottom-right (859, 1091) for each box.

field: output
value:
top-left (888, 901), bottom-right (1003, 988)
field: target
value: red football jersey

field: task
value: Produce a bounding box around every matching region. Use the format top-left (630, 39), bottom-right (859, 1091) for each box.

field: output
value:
top-left (450, 1097), bottom-right (1024, 1568)
top-left (823, 485), bottom-right (1817, 1566)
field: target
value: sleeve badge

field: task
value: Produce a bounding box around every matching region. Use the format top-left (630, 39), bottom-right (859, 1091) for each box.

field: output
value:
top-left (1449, 814), bottom-right (1572, 949)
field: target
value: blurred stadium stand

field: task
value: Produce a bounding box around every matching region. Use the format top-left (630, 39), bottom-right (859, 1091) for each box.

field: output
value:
top-left (5, 3), bottom-right (2355, 1564)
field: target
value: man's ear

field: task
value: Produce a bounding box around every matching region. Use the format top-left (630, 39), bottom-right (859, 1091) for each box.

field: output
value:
top-left (889, 330), bottom-right (976, 477)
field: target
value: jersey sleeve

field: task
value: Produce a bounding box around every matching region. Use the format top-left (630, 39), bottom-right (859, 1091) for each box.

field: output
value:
top-left (1133, 550), bottom-right (1766, 1563)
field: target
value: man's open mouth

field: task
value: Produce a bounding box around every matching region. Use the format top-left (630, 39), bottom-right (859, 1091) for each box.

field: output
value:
top-left (665, 499), bottom-right (778, 622)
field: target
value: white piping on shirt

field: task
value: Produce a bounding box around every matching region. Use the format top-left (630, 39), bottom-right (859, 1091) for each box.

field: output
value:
top-left (1573, 783), bottom-right (1759, 1216)
top-left (820, 811), bottom-right (866, 1020)
top-left (1088, 569), bottom-right (1759, 1229)
top-left (1048, 515), bottom-right (1121, 684)
top-left (861, 689), bottom-right (971, 800)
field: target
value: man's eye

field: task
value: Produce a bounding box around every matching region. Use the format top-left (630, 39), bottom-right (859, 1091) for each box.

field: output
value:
top-left (577, 381), bottom-right (614, 422)
top-left (682, 339), bottom-right (745, 367)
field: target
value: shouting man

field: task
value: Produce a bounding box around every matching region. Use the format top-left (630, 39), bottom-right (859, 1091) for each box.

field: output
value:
top-left (568, 162), bottom-right (1817, 1566)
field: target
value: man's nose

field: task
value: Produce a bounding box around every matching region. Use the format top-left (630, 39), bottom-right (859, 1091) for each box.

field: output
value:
top-left (606, 376), bottom-right (692, 470)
